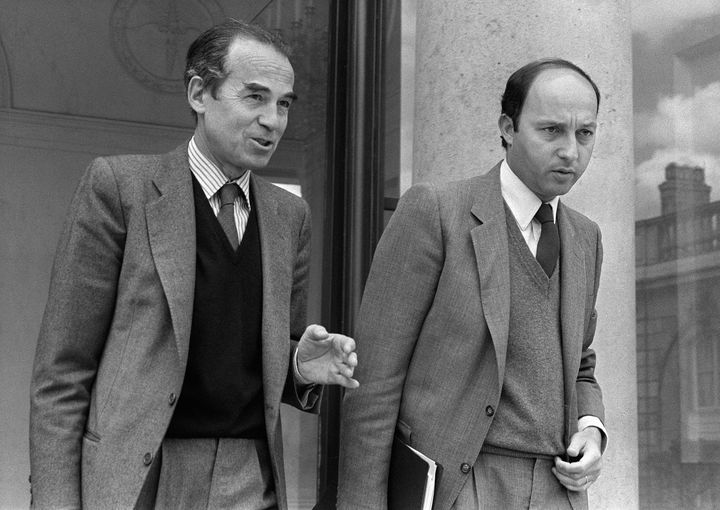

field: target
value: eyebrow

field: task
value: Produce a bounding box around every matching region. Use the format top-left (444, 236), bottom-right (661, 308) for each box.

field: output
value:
top-left (244, 81), bottom-right (298, 101)
top-left (535, 117), bottom-right (597, 128)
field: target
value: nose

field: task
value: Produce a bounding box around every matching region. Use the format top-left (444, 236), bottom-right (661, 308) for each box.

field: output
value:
top-left (257, 105), bottom-right (284, 131)
top-left (558, 134), bottom-right (579, 161)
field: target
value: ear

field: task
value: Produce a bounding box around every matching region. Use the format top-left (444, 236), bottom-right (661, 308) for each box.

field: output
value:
top-left (498, 113), bottom-right (515, 147)
top-left (187, 76), bottom-right (207, 116)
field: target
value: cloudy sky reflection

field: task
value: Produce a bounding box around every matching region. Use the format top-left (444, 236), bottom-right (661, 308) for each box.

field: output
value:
top-left (632, 0), bottom-right (720, 219)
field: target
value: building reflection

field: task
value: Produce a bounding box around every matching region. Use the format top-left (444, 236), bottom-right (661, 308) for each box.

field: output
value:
top-left (636, 163), bottom-right (720, 509)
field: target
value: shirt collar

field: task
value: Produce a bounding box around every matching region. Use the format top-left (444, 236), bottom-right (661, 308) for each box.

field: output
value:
top-left (188, 137), bottom-right (251, 208)
top-left (500, 159), bottom-right (558, 230)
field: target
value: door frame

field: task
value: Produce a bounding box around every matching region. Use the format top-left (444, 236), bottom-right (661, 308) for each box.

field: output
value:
top-left (316, 0), bottom-right (388, 505)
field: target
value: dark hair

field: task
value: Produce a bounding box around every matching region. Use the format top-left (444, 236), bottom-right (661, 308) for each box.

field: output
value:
top-left (500, 58), bottom-right (600, 148)
top-left (184, 18), bottom-right (292, 121)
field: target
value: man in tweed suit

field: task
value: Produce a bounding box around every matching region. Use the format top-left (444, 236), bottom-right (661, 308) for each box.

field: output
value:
top-left (338, 59), bottom-right (607, 509)
top-left (30, 19), bottom-right (357, 509)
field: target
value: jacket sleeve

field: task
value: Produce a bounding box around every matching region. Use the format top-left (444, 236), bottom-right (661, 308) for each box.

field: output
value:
top-left (337, 183), bottom-right (444, 510)
top-left (29, 158), bottom-right (126, 509)
top-left (280, 200), bottom-right (322, 412)
top-left (576, 225), bottom-right (605, 424)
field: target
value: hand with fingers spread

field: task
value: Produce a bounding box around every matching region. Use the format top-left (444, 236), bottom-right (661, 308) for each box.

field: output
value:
top-left (296, 324), bottom-right (359, 388)
top-left (552, 426), bottom-right (603, 492)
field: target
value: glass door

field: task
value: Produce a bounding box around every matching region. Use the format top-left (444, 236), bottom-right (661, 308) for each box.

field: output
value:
top-left (250, 2), bottom-right (334, 507)
top-left (0, 0), bottom-right (402, 507)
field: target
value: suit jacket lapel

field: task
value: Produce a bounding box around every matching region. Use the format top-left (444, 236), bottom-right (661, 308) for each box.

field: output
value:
top-left (251, 175), bottom-right (288, 424)
top-left (146, 144), bottom-right (196, 362)
top-left (558, 202), bottom-right (587, 433)
top-left (470, 165), bottom-right (511, 387)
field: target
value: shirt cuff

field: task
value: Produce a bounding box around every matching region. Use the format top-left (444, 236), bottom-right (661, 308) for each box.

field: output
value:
top-left (293, 347), bottom-right (313, 386)
top-left (578, 415), bottom-right (608, 453)
top-left (292, 347), bottom-right (320, 409)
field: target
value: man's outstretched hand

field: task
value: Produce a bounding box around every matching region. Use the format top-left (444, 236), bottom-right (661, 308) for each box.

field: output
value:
top-left (297, 324), bottom-right (359, 388)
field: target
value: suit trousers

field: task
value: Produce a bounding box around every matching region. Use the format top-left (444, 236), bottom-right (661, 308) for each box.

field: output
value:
top-left (134, 437), bottom-right (277, 509)
top-left (451, 451), bottom-right (586, 510)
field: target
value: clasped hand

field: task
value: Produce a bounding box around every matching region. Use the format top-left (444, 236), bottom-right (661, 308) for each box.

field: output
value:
top-left (296, 325), bottom-right (359, 388)
top-left (552, 426), bottom-right (603, 492)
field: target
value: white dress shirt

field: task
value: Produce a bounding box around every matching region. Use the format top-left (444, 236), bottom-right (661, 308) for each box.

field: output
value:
top-left (500, 159), bottom-right (559, 257)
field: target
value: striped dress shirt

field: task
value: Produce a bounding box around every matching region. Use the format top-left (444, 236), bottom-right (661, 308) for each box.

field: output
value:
top-left (187, 137), bottom-right (311, 386)
top-left (188, 137), bottom-right (251, 244)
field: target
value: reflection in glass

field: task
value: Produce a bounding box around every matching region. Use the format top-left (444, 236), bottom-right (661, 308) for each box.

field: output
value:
top-left (633, 1), bottom-right (720, 508)
top-left (252, 2), bottom-right (331, 508)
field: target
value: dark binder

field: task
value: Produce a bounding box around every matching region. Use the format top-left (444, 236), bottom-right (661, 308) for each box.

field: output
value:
top-left (388, 436), bottom-right (442, 510)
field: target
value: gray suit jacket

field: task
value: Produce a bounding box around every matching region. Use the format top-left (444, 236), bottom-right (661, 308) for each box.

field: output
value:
top-left (337, 164), bottom-right (604, 510)
top-left (29, 143), bottom-right (319, 509)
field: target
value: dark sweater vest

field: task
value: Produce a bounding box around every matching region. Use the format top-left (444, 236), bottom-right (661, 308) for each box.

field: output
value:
top-left (483, 204), bottom-right (565, 457)
top-left (166, 176), bottom-right (265, 439)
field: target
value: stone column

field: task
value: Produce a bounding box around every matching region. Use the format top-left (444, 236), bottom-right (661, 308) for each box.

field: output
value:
top-left (412, 1), bottom-right (637, 508)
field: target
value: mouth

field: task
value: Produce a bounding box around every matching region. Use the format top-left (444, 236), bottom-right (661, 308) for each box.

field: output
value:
top-left (251, 137), bottom-right (275, 149)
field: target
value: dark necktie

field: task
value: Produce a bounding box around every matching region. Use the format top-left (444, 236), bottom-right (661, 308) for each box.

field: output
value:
top-left (217, 183), bottom-right (239, 250)
top-left (534, 203), bottom-right (559, 277)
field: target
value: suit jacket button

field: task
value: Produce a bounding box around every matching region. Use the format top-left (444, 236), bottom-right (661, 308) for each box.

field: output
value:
top-left (460, 463), bottom-right (472, 474)
top-left (143, 452), bottom-right (153, 466)
top-left (168, 392), bottom-right (176, 406)
top-left (485, 405), bottom-right (495, 416)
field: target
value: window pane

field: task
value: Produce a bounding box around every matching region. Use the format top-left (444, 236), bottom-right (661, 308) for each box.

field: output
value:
top-left (633, 1), bottom-right (720, 507)
top-left (252, 2), bottom-right (333, 508)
